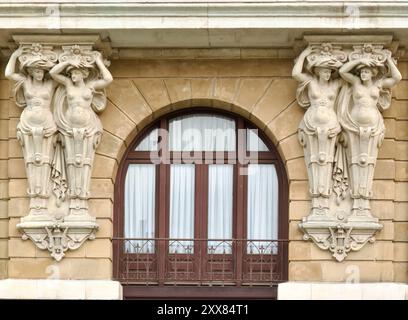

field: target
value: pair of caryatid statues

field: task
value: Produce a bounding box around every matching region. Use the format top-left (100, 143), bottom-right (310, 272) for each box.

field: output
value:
top-left (5, 44), bottom-right (113, 222)
top-left (293, 43), bottom-right (402, 221)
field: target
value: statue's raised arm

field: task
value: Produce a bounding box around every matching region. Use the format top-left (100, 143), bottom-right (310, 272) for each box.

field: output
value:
top-left (4, 44), bottom-right (58, 219)
top-left (381, 55), bottom-right (402, 89)
top-left (52, 46), bottom-right (112, 220)
top-left (293, 43), bottom-right (346, 218)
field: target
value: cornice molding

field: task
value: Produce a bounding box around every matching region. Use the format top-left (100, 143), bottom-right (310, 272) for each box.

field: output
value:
top-left (1, 2), bottom-right (408, 29)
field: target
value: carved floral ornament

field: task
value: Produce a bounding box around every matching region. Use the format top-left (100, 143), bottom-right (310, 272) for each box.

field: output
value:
top-left (293, 41), bottom-right (402, 261)
top-left (5, 41), bottom-right (113, 261)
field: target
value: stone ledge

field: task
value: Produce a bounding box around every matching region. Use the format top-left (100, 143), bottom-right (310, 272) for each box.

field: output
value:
top-left (0, 279), bottom-right (123, 299)
top-left (278, 282), bottom-right (408, 300)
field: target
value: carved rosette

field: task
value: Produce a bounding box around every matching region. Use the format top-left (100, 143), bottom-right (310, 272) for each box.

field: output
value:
top-left (7, 36), bottom-right (112, 261)
top-left (294, 36), bottom-right (400, 262)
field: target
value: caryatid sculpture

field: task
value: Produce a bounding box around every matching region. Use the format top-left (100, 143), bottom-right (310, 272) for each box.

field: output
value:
top-left (296, 39), bottom-right (401, 262)
top-left (50, 45), bottom-right (113, 220)
top-left (338, 44), bottom-right (402, 219)
top-left (5, 44), bottom-right (58, 220)
top-left (293, 44), bottom-right (346, 218)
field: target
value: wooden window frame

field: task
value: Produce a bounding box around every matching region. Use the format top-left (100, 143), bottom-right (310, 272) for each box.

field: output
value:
top-left (113, 108), bottom-right (289, 299)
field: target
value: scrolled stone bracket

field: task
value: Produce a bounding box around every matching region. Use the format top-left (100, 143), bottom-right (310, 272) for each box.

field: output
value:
top-left (299, 219), bottom-right (382, 262)
top-left (17, 219), bottom-right (98, 261)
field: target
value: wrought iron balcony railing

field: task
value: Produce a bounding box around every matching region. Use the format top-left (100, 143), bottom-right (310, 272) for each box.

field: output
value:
top-left (113, 238), bottom-right (288, 286)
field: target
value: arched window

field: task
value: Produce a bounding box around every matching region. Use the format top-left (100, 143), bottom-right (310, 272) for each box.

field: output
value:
top-left (114, 109), bottom-right (288, 299)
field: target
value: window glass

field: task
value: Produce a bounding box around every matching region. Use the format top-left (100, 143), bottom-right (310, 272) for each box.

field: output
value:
top-left (169, 114), bottom-right (236, 151)
top-left (247, 164), bottom-right (278, 254)
top-left (169, 164), bottom-right (195, 253)
top-left (135, 128), bottom-right (159, 151)
top-left (247, 129), bottom-right (269, 152)
top-left (124, 164), bottom-right (156, 253)
top-left (207, 164), bottom-right (233, 254)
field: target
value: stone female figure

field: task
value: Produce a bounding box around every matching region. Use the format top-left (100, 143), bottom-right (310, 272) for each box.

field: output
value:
top-left (338, 53), bottom-right (401, 219)
top-left (293, 46), bottom-right (344, 217)
top-left (50, 51), bottom-right (113, 219)
top-left (5, 46), bottom-right (57, 219)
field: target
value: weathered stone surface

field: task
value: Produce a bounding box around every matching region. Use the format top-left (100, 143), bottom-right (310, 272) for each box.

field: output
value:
top-left (133, 79), bottom-right (171, 111)
top-left (267, 102), bottom-right (304, 143)
top-left (395, 202), bottom-right (408, 222)
top-left (213, 78), bottom-right (240, 105)
top-left (191, 78), bottom-right (214, 103)
top-left (396, 161), bottom-right (408, 181)
top-left (289, 200), bottom-right (310, 220)
top-left (320, 261), bottom-right (394, 282)
top-left (277, 133), bottom-right (303, 161)
top-left (394, 80), bottom-right (408, 99)
top-left (396, 120), bottom-right (408, 140)
top-left (8, 258), bottom-right (112, 279)
top-left (383, 99), bottom-right (408, 120)
top-left (164, 78), bottom-right (192, 105)
top-left (8, 139), bottom-right (22, 158)
top-left (7, 158), bottom-right (25, 179)
top-left (92, 155), bottom-right (118, 180)
top-left (8, 179), bottom-right (27, 198)
top-left (374, 160), bottom-right (395, 180)
top-left (234, 78), bottom-right (272, 116)
top-left (95, 218), bottom-right (113, 239)
top-left (89, 179), bottom-right (114, 200)
top-left (107, 79), bottom-right (152, 125)
top-left (394, 222), bottom-right (408, 241)
top-left (89, 199), bottom-right (113, 219)
top-left (0, 239), bottom-right (7, 258)
top-left (8, 238), bottom-right (36, 258)
top-left (97, 131), bottom-right (126, 161)
top-left (251, 78), bottom-right (297, 129)
top-left (8, 198), bottom-right (29, 218)
top-left (0, 141), bottom-right (7, 159)
top-left (378, 139), bottom-right (396, 159)
top-left (99, 101), bottom-right (136, 140)
top-left (396, 141), bottom-right (408, 160)
top-left (0, 200), bottom-right (7, 219)
top-left (393, 262), bottom-right (408, 283)
top-left (394, 243), bottom-right (408, 262)
top-left (371, 200), bottom-right (394, 220)
top-left (395, 182), bottom-right (408, 201)
top-left (289, 262), bottom-right (322, 281)
top-left (372, 180), bottom-right (395, 200)
top-left (289, 181), bottom-right (309, 200)
top-left (286, 158), bottom-right (308, 180)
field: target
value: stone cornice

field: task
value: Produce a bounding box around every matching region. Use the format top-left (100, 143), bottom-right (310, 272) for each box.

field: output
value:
top-left (1, 2), bottom-right (408, 59)
top-left (1, 2), bottom-right (408, 29)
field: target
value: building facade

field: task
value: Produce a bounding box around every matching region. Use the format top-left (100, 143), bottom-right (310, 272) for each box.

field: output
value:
top-left (0, 1), bottom-right (407, 299)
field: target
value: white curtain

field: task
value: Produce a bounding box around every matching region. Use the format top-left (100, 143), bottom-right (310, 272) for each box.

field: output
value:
top-left (169, 164), bottom-right (195, 253)
top-left (135, 128), bottom-right (158, 151)
top-left (124, 164), bottom-right (156, 253)
top-left (247, 129), bottom-right (269, 151)
top-left (169, 114), bottom-right (236, 151)
top-left (247, 164), bottom-right (278, 254)
top-left (208, 165), bottom-right (233, 254)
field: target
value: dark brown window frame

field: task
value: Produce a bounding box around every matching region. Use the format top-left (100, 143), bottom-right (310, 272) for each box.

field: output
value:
top-left (113, 108), bottom-right (289, 299)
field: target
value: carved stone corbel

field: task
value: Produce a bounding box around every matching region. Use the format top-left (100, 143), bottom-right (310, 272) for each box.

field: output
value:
top-left (6, 35), bottom-right (112, 260)
top-left (294, 35), bottom-right (401, 261)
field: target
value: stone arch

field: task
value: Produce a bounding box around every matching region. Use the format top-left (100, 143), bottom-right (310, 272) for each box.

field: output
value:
top-left (92, 75), bottom-right (308, 251)
top-left (96, 78), bottom-right (306, 186)
top-left (88, 72), bottom-right (312, 283)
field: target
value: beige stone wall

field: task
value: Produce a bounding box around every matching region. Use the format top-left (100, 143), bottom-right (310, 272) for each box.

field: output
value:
top-left (0, 61), bottom-right (9, 279)
top-left (1, 58), bottom-right (407, 282)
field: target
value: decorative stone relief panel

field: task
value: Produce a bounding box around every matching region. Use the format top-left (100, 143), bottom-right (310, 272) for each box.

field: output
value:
top-left (293, 36), bottom-right (402, 261)
top-left (5, 36), bottom-right (113, 261)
